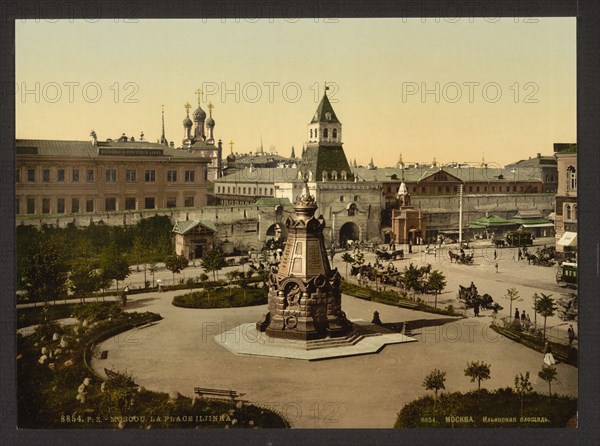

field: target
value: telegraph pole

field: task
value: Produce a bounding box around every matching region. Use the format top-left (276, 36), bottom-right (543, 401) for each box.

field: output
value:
top-left (458, 184), bottom-right (463, 247)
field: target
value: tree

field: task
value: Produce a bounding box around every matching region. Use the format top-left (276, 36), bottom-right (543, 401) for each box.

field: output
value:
top-left (423, 369), bottom-right (446, 411)
top-left (21, 239), bottom-right (68, 304)
top-left (99, 244), bottom-right (131, 292)
top-left (341, 253), bottom-right (354, 279)
top-left (69, 260), bottom-right (103, 303)
top-left (148, 262), bottom-right (158, 287)
top-left (403, 263), bottom-right (421, 296)
top-left (514, 372), bottom-right (533, 418)
top-left (201, 250), bottom-right (226, 282)
top-left (538, 365), bottom-right (557, 396)
top-left (503, 287), bottom-right (522, 321)
top-left (165, 254), bottom-right (189, 285)
top-left (464, 361), bottom-right (491, 391)
top-left (534, 293), bottom-right (557, 341)
top-left (427, 270), bottom-right (447, 308)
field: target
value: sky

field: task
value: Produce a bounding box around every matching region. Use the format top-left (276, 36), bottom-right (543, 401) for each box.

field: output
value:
top-left (15, 18), bottom-right (576, 167)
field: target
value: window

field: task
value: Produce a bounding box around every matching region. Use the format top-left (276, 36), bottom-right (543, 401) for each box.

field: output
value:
top-left (145, 170), bottom-right (156, 182)
top-left (341, 170), bottom-right (347, 180)
top-left (310, 129), bottom-right (313, 138)
top-left (42, 198), bottom-right (50, 213)
top-left (323, 128), bottom-right (328, 138)
top-left (166, 197), bottom-right (177, 208)
top-left (354, 195), bottom-right (359, 202)
top-left (567, 166), bottom-right (577, 190)
top-left (469, 186), bottom-right (473, 192)
top-left (27, 169), bottom-right (35, 182)
top-left (492, 186), bottom-right (495, 192)
top-left (204, 170), bottom-right (208, 181)
top-left (331, 170), bottom-right (338, 180)
top-left (87, 169), bottom-right (94, 182)
top-left (413, 187), bottom-right (417, 192)
top-left (43, 169), bottom-right (50, 182)
top-left (105, 197), bottom-right (117, 211)
top-left (437, 186), bottom-right (442, 193)
top-left (126, 170), bottom-right (137, 182)
top-left (184, 196), bottom-right (194, 207)
top-left (270, 188), bottom-right (273, 195)
top-left (348, 203), bottom-right (356, 217)
top-left (322, 171), bottom-right (328, 181)
top-left (243, 187), bottom-right (246, 194)
top-left (421, 187), bottom-right (426, 193)
top-left (72, 169), bottom-right (79, 182)
top-left (446, 186), bottom-right (450, 192)
top-left (565, 205), bottom-right (571, 220)
top-left (513, 186), bottom-right (517, 192)
top-left (57, 198), bottom-right (65, 213)
top-left (185, 170), bottom-right (195, 182)
top-left (574, 205), bottom-right (577, 221)
top-left (227, 186), bottom-right (231, 194)
top-left (86, 198), bottom-right (94, 212)
top-left (27, 198), bottom-right (35, 214)
top-left (57, 169), bottom-right (65, 182)
top-left (339, 196), bottom-right (345, 202)
top-left (167, 170), bottom-right (177, 182)
top-left (454, 186), bottom-right (458, 192)
top-left (476, 186), bottom-right (480, 192)
top-left (484, 186), bottom-right (487, 192)
top-left (106, 169), bottom-right (117, 182)
top-left (325, 112), bottom-right (331, 121)
top-left (125, 197), bottom-right (136, 210)
top-left (332, 128), bottom-right (337, 139)
top-left (71, 198), bottom-right (79, 213)
top-left (144, 197), bottom-right (155, 209)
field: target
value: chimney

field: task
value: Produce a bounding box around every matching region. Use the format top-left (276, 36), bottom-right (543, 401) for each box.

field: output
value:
top-left (90, 130), bottom-right (97, 146)
top-left (537, 153), bottom-right (541, 158)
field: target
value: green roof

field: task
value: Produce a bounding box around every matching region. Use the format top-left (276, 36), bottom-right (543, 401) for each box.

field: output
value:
top-left (310, 93), bottom-right (340, 124)
top-left (303, 144), bottom-right (353, 181)
top-left (467, 215), bottom-right (519, 229)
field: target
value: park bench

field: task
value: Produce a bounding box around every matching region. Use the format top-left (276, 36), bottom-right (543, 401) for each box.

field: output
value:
top-left (353, 292), bottom-right (371, 300)
top-left (194, 387), bottom-right (245, 402)
top-left (397, 300), bottom-right (419, 310)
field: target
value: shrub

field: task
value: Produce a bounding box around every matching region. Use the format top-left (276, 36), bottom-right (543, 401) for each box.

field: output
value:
top-left (172, 286), bottom-right (267, 309)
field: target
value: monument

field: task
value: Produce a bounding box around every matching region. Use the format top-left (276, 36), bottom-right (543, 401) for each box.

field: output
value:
top-left (256, 181), bottom-right (352, 340)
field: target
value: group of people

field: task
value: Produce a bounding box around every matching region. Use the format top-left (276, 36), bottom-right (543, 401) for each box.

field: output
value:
top-left (514, 307), bottom-right (533, 329)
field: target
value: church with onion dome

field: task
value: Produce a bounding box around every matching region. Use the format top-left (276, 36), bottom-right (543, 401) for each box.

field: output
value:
top-left (180, 88), bottom-right (223, 181)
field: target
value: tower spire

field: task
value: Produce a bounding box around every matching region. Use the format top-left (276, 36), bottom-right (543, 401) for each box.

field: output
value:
top-left (160, 105), bottom-right (168, 146)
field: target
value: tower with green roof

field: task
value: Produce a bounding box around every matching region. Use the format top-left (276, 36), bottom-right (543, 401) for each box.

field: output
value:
top-left (303, 87), bottom-right (353, 181)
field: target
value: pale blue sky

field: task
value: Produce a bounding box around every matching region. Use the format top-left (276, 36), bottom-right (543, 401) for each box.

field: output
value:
top-left (16, 18), bottom-right (576, 166)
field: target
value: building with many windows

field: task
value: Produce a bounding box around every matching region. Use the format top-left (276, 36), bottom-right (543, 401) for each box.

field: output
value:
top-left (16, 134), bottom-right (210, 215)
top-left (554, 143), bottom-right (577, 253)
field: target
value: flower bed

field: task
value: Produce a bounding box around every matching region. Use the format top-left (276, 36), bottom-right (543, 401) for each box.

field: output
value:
top-left (17, 303), bottom-right (286, 428)
top-left (172, 286), bottom-right (267, 309)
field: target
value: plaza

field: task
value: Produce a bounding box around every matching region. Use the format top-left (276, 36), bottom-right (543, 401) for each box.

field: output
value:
top-left (90, 236), bottom-right (577, 428)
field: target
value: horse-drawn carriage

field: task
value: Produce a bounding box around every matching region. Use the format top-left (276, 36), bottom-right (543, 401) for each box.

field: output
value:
top-left (448, 249), bottom-right (474, 265)
top-left (457, 282), bottom-right (500, 310)
top-left (375, 248), bottom-right (404, 261)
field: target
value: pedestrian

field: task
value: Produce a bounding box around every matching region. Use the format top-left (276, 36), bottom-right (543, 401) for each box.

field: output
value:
top-left (567, 324), bottom-right (575, 345)
top-left (520, 310), bottom-right (526, 322)
top-left (494, 249), bottom-right (497, 260)
top-left (495, 262), bottom-right (498, 273)
top-left (514, 308), bottom-right (519, 320)
top-left (543, 341), bottom-right (556, 365)
top-left (473, 301), bottom-right (480, 317)
top-left (157, 279), bottom-right (162, 293)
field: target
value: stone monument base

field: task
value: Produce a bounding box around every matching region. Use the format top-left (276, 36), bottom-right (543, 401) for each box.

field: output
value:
top-left (215, 320), bottom-right (416, 361)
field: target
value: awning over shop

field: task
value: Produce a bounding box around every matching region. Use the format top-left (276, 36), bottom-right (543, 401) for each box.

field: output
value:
top-left (557, 231), bottom-right (577, 247)
top-left (522, 222), bottom-right (555, 228)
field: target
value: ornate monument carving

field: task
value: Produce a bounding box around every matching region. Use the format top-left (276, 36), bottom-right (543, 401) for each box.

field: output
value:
top-left (257, 181), bottom-right (351, 340)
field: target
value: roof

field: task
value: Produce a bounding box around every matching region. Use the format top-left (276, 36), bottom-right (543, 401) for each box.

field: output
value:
top-left (16, 139), bottom-right (211, 161)
top-left (172, 220), bottom-right (217, 235)
top-left (354, 166), bottom-right (542, 183)
top-left (467, 215), bottom-right (520, 229)
top-left (216, 167), bottom-right (301, 183)
top-left (513, 209), bottom-right (543, 219)
top-left (303, 144), bottom-right (353, 181)
top-left (310, 93), bottom-right (340, 124)
top-left (254, 197), bottom-right (292, 207)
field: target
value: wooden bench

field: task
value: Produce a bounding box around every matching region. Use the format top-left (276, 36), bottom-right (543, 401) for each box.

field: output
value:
top-left (194, 387), bottom-right (245, 402)
top-left (397, 300), bottom-right (419, 310)
top-left (353, 292), bottom-right (371, 300)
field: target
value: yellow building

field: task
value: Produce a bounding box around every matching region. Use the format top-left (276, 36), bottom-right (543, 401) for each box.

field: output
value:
top-left (16, 134), bottom-right (210, 215)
